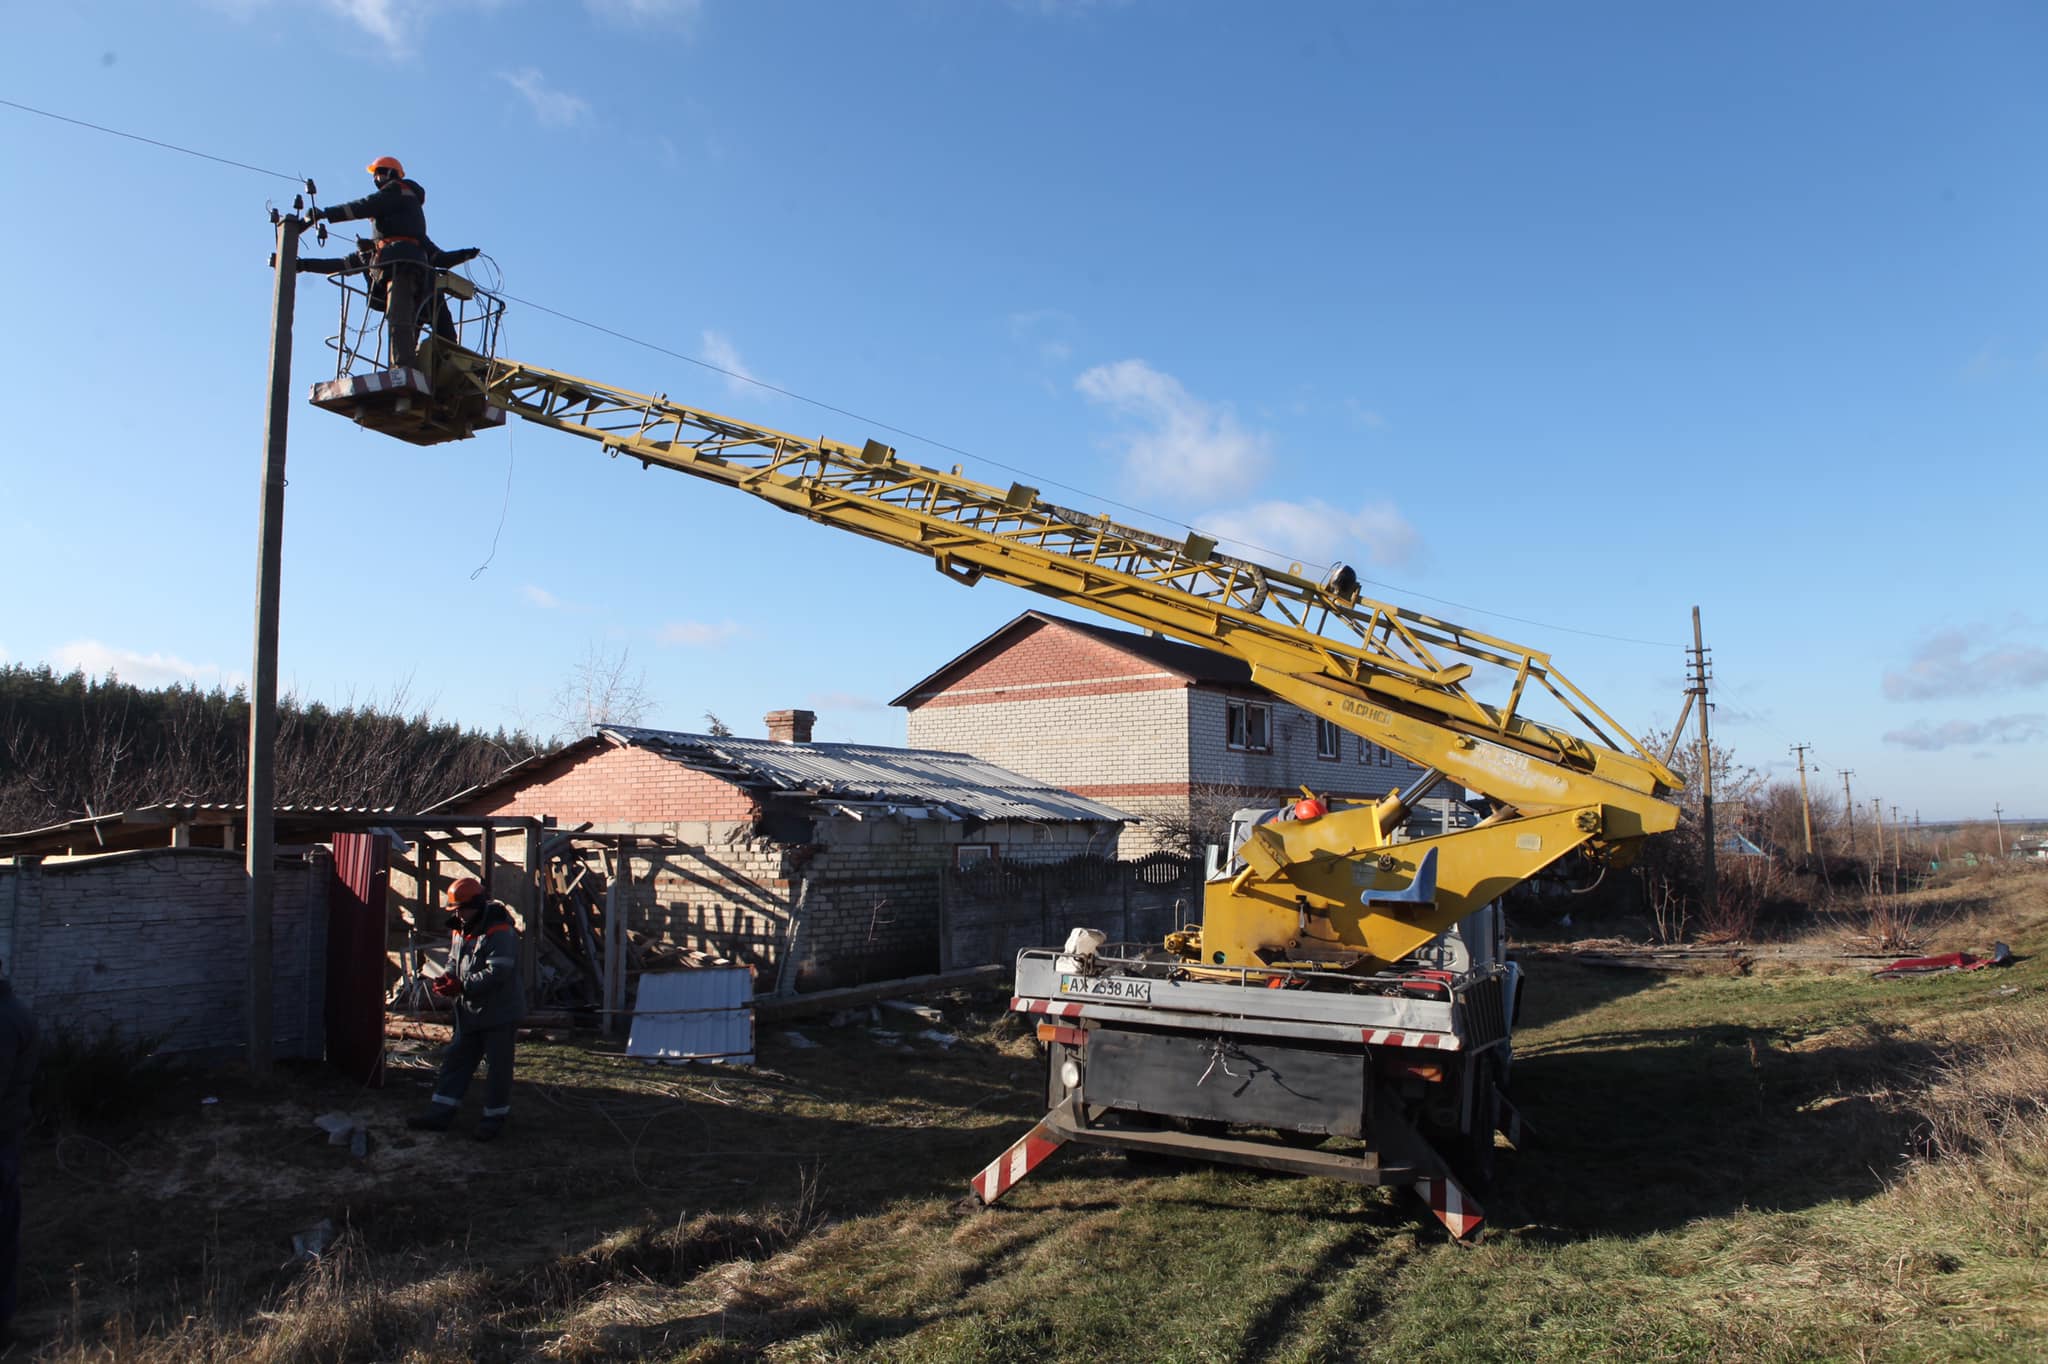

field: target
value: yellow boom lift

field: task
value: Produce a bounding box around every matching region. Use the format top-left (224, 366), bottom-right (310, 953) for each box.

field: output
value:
top-left (309, 268), bottom-right (1681, 1237)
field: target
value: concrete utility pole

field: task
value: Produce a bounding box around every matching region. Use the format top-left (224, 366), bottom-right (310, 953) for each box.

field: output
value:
top-left (1689, 608), bottom-right (1716, 924)
top-left (247, 206), bottom-right (305, 1077)
top-left (1872, 799), bottom-right (1887, 895)
top-left (1838, 770), bottom-right (1856, 854)
top-left (1891, 804), bottom-right (1903, 889)
top-left (1791, 743), bottom-right (1815, 855)
top-left (1994, 803), bottom-right (2005, 859)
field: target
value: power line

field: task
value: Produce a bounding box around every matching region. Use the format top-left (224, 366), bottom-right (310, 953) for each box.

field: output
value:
top-left (0, 96), bottom-right (304, 184)
top-left (6, 94), bottom-right (1685, 650)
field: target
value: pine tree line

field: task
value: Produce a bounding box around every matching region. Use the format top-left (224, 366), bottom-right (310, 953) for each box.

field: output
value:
top-left (0, 664), bottom-right (543, 833)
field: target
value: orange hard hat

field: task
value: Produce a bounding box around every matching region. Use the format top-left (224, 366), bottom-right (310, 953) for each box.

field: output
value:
top-left (446, 876), bottom-right (484, 906)
top-left (366, 155), bottom-right (405, 177)
top-left (1293, 797), bottom-right (1327, 821)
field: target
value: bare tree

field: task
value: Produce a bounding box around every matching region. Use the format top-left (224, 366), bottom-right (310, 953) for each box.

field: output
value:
top-left (1145, 782), bottom-right (1279, 859)
top-left (1634, 722), bottom-right (1766, 940)
top-left (703, 711), bottom-right (734, 737)
top-left (548, 643), bottom-right (653, 744)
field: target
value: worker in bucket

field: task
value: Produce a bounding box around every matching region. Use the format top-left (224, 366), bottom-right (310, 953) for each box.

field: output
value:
top-left (295, 237), bottom-right (480, 345)
top-left (306, 155), bottom-right (432, 371)
top-left (408, 876), bottom-right (525, 1141)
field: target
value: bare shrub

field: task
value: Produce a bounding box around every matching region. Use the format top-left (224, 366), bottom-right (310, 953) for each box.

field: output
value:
top-left (1143, 782), bottom-right (1276, 860)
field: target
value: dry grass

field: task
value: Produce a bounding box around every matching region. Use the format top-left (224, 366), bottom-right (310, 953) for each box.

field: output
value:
top-left (22, 864), bottom-right (2048, 1362)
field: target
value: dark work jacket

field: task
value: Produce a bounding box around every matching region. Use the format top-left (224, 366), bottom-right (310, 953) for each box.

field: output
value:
top-left (0, 981), bottom-right (39, 1142)
top-left (323, 177), bottom-right (430, 267)
top-left (298, 240), bottom-right (480, 310)
top-left (447, 902), bottom-right (526, 1030)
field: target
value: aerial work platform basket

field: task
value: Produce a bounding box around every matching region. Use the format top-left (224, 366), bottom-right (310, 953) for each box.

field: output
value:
top-left (306, 255), bottom-right (508, 446)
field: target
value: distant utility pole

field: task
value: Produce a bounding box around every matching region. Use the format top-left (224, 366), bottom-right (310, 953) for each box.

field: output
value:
top-left (247, 203), bottom-right (308, 1078)
top-left (1994, 803), bottom-right (2006, 858)
top-left (1891, 804), bottom-right (1904, 888)
top-left (1838, 770), bottom-right (1856, 854)
top-left (1688, 608), bottom-right (1716, 922)
top-left (1872, 799), bottom-right (1887, 895)
top-left (1791, 743), bottom-right (1816, 855)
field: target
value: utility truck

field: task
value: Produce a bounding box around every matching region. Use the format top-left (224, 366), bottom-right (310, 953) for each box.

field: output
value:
top-left (298, 243), bottom-right (1682, 1237)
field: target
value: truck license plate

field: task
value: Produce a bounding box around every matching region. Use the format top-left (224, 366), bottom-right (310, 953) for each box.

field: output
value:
top-left (1058, 974), bottom-right (1151, 1003)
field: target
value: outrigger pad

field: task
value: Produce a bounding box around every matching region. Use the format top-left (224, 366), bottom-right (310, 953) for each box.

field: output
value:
top-left (308, 366), bottom-right (505, 447)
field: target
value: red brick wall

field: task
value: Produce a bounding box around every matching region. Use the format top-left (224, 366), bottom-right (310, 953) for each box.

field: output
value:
top-left (903, 617), bottom-right (1186, 710)
top-left (465, 744), bottom-right (758, 823)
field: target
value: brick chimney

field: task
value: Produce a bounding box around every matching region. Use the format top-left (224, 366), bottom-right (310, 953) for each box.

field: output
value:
top-left (764, 709), bottom-right (816, 744)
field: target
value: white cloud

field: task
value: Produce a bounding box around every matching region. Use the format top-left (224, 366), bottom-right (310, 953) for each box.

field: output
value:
top-left (658, 620), bottom-right (742, 647)
top-left (500, 68), bottom-right (592, 128)
top-left (587, 0), bottom-right (702, 24)
top-left (246, 1), bottom-right (508, 56)
top-left (1075, 359), bottom-right (1270, 499)
top-left (1882, 623), bottom-right (2048, 701)
top-left (522, 585), bottom-right (559, 609)
top-left (700, 331), bottom-right (758, 397)
top-left (1195, 497), bottom-right (1422, 572)
top-left (1883, 714), bottom-right (2048, 751)
top-left (324, 0), bottom-right (412, 49)
top-left (52, 640), bottom-right (239, 689)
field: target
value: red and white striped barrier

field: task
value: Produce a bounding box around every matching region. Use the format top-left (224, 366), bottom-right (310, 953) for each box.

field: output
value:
top-left (970, 1114), bottom-right (1070, 1205)
top-left (1011, 996), bottom-right (1084, 1019)
top-left (1360, 1028), bottom-right (1461, 1050)
top-left (1415, 1173), bottom-right (1484, 1239)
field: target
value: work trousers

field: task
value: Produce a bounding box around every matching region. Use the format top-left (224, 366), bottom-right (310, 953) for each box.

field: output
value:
top-left (431, 1020), bottom-right (516, 1118)
top-left (383, 263), bottom-right (425, 371)
top-left (0, 1137), bottom-right (20, 1325)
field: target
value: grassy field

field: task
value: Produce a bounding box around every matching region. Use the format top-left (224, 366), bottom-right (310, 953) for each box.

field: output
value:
top-left (23, 864), bottom-right (2047, 1362)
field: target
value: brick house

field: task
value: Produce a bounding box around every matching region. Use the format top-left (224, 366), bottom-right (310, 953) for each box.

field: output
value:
top-left (893, 611), bottom-right (1454, 856)
top-left (433, 713), bottom-right (1129, 992)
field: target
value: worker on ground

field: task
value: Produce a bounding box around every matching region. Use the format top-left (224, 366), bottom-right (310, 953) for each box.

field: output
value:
top-left (307, 155), bottom-right (432, 370)
top-left (408, 877), bottom-right (525, 1141)
top-left (0, 960), bottom-right (39, 1344)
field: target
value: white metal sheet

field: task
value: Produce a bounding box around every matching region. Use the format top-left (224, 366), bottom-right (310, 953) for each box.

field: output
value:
top-left (627, 967), bottom-right (755, 1064)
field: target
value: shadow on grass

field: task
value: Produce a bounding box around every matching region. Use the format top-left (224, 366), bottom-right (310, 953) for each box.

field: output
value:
top-left (1512, 957), bottom-right (1670, 1034)
top-left (1491, 1018), bottom-right (1937, 1239)
top-left (18, 1002), bottom-right (1070, 1351)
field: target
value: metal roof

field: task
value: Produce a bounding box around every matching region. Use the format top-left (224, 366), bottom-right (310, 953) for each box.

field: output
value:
top-left (0, 802), bottom-right (541, 858)
top-left (598, 725), bottom-right (1132, 825)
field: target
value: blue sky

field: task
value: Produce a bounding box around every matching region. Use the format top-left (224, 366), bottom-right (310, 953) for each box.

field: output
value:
top-left (1, 1), bottom-right (2043, 823)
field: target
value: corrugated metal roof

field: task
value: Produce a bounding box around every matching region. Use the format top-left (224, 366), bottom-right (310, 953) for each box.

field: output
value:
top-left (600, 725), bottom-right (1132, 825)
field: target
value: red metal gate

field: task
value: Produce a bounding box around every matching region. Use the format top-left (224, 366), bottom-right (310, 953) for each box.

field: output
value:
top-left (326, 832), bottom-right (389, 1086)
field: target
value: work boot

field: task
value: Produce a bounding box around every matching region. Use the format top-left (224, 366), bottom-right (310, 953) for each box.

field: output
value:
top-left (406, 1105), bottom-right (456, 1132)
top-left (474, 1115), bottom-right (507, 1143)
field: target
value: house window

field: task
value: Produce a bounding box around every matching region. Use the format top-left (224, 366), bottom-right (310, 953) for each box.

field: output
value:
top-left (955, 844), bottom-right (995, 870)
top-left (1380, 744), bottom-right (1396, 766)
top-left (1226, 699), bottom-right (1270, 752)
top-left (1316, 718), bottom-right (1341, 761)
